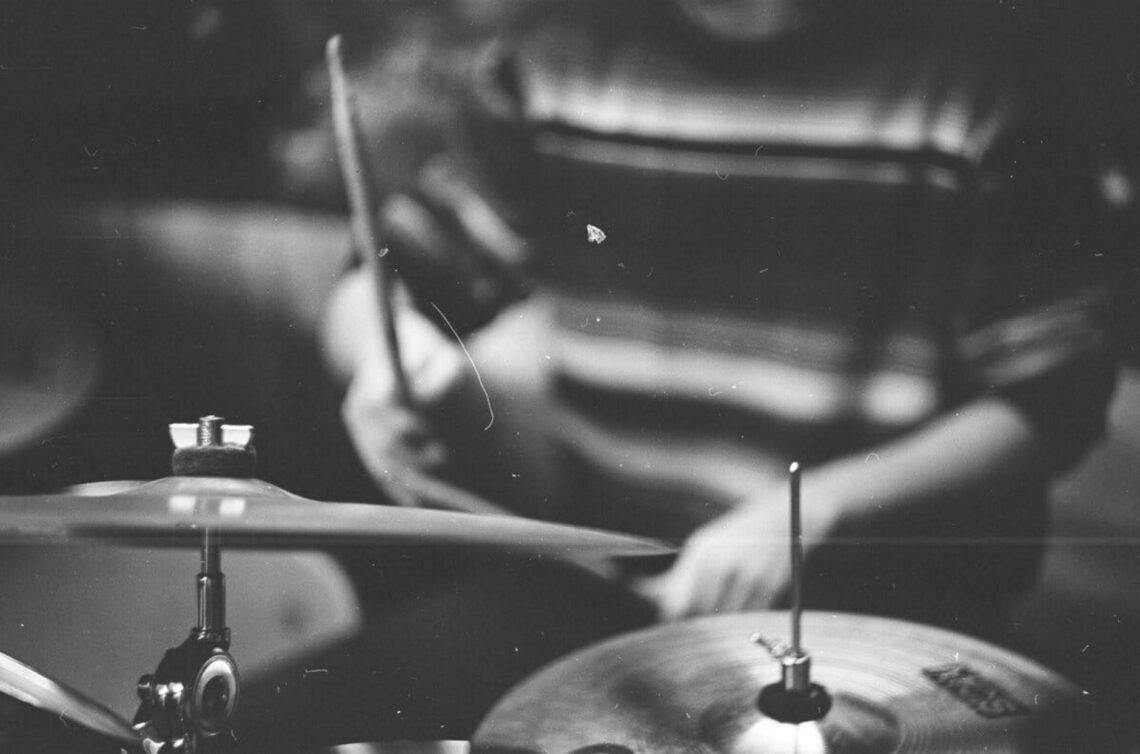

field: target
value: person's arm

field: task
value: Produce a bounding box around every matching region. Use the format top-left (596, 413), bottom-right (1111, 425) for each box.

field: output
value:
top-left (323, 268), bottom-right (473, 493)
top-left (319, 123), bottom-right (539, 496)
top-left (638, 396), bottom-right (1049, 620)
top-left (323, 264), bottom-right (563, 516)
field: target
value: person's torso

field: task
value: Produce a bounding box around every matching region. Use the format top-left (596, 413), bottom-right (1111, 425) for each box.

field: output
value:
top-left (472, 3), bottom-right (1040, 541)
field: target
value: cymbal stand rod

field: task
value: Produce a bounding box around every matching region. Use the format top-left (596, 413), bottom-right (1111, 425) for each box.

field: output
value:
top-left (789, 461), bottom-right (803, 657)
top-left (197, 528), bottom-right (226, 643)
top-left (784, 461), bottom-right (811, 694)
top-left (754, 462), bottom-right (830, 721)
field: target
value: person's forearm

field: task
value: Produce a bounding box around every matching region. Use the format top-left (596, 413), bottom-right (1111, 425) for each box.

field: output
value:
top-left (804, 398), bottom-right (1051, 534)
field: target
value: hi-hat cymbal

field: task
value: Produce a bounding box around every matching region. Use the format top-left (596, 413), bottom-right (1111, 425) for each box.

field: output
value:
top-left (0, 476), bottom-right (669, 556)
top-left (474, 611), bottom-right (1108, 753)
top-left (0, 651), bottom-right (137, 746)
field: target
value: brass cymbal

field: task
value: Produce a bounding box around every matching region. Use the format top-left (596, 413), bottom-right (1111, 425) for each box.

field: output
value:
top-left (474, 611), bottom-right (1105, 753)
top-left (0, 651), bottom-right (136, 746)
top-left (0, 476), bottom-right (669, 556)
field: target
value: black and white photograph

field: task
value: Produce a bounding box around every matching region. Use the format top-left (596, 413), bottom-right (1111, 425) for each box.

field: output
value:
top-left (1, 0), bottom-right (1139, 751)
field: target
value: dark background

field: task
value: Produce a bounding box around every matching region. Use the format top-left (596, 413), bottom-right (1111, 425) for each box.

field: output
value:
top-left (0, 0), bottom-right (566, 497)
top-left (2, 0), bottom-right (1140, 748)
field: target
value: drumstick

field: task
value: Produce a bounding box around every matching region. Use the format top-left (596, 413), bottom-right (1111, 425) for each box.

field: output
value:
top-left (326, 35), bottom-right (411, 404)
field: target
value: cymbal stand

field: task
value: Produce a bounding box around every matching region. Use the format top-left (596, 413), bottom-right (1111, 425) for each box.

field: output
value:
top-left (754, 462), bottom-right (832, 724)
top-left (133, 418), bottom-right (244, 752)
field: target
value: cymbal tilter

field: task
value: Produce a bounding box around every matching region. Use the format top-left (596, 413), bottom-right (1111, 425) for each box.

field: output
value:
top-left (133, 419), bottom-right (243, 753)
top-left (196, 528), bottom-right (228, 646)
top-left (132, 523), bottom-right (239, 753)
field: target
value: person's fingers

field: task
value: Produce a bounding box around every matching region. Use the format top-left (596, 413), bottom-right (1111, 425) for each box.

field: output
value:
top-left (641, 555), bottom-right (701, 622)
top-left (715, 562), bottom-right (760, 615)
top-left (329, 268), bottom-right (482, 502)
top-left (647, 531), bottom-right (732, 620)
top-left (401, 320), bottom-right (467, 404)
top-left (627, 574), bottom-right (666, 618)
top-left (339, 298), bottom-right (466, 414)
top-left (405, 434), bottom-right (449, 471)
top-left (642, 521), bottom-right (795, 620)
top-left (733, 566), bottom-right (783, 613)
top-left (326, 269), bottom-right (460, 399)
top-left (342, 385), bottom-right (438, 470)
top-left (716, 543), bottom-right (789, 614)
top-left (685, 562), bottom-right (737, 618)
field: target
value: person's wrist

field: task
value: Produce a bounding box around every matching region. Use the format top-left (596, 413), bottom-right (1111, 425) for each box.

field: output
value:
top-left (799, 472), bottom-right (848, 542)
top-left (732, 474), bottom-right (842, 544)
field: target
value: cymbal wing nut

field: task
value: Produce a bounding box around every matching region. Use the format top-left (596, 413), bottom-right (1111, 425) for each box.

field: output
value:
top-left (197, 416), bottom-right (224, 447)
top-left (169, 417), bottom-right (257, 478)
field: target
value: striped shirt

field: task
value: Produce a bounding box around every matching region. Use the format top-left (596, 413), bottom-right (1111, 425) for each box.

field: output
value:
top-left (389, 2), bottom-right (1116, 617)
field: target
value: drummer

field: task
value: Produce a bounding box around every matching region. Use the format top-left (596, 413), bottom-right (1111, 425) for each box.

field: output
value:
top-left (321, 0), bottom-right (1117, 638)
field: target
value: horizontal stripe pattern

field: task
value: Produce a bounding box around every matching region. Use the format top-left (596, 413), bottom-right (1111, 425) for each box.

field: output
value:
top-left (552, 297), bottom-right (941, 428)
top-left (957, 289), bottom-right (1112, 392)
top-left (449, 4), bottom-right (1110, 579)
top-left (517, 8), bottom-right (1018, 164)
top-left (532, 134), bottom-right (967, 191)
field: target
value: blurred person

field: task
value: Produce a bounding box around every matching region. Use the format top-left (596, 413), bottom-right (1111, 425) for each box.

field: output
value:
top-left (322, 0), bottom-right (1117, 636)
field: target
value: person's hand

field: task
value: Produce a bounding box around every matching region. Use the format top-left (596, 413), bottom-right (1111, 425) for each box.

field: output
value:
top-left (635, 483), bottom-right (840, 621)
top-left (324, 270), bottom-right (471, 498)
top-left (342, 311), bottom-right (466, 487)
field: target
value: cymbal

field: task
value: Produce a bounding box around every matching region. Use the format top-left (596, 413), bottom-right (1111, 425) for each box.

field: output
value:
top-left (0, 651), bottom-right (136, 746)
top-left (0, 476), bottom-right (669, 556)
top-left (474, 611), bottom-right (1106, 753)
